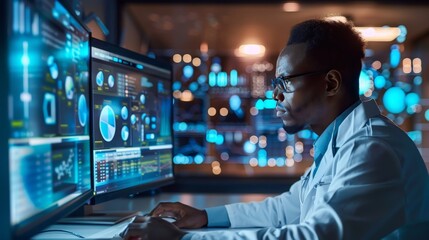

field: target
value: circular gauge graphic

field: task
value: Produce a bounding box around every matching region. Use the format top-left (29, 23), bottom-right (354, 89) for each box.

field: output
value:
top-left (78, 94), bottom-right (87, 127)
top-left (65, 76), bottom-right (75, 100)
top-left (121, 126), bottom-right (129, 141)
top-left (108, 75), bottom-right (115, 88)
top-left (96, 71), bottom-right (104, 87)
top-left (140, 94), bottom-right (146, 104)
top-left (99, 105), bottom-right (116, 142)
top-left (47, 56), bottom-right (58, 80)
top-left (121, 106), bottom-right (128, 120)
top-left (130, 114), bottom-right (137, 125)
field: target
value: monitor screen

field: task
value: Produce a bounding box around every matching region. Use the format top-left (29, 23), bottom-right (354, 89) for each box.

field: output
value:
top-left (91, 38), bottom-right (174, 204)
top-left (7, 0), bottom-right (92, 239)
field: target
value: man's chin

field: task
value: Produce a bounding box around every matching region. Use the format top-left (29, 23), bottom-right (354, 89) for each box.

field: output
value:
top-left (282, 124), bottom-right (305, 134)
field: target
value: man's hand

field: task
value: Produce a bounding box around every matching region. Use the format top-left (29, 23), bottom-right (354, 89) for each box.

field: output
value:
top-left (123, 216), bottom-right (187, 240)
top-left (150, 202), bottom-right (208, 229)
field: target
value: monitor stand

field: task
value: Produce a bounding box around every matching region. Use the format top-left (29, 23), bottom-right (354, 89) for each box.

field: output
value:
top-left (58, 204), bottom-right (139, 225)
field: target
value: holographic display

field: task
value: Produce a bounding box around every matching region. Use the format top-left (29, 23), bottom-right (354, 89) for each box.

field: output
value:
top-left (91, 39), bottom-right (173, 201)
top-left (8, 0), bottom-right (91, 238)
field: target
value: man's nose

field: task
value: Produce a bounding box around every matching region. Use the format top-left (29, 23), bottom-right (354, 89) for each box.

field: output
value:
top-left (273, 88), bottom-right (285, 102)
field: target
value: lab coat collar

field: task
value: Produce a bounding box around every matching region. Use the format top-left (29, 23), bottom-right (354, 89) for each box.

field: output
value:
top-left (334, 99), bottom-right (381, 150)
top-left (304, 99), bottom-right (381, 198)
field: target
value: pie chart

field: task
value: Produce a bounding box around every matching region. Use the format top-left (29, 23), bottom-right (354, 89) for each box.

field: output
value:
top-left (78, 94), bottom-right (87, 127)
top-left (96, 71), bottom-right (104, 87)
top-left (65, 76), bottom-right (75, 100)
top-left (108, 75), bottom-right (115, 88)
top-left (121, 126), bottom-right (129, 141)
top-left (121, 106), bottom-right (128, 120)
top-left (99, 105), bottom-right (116, 142)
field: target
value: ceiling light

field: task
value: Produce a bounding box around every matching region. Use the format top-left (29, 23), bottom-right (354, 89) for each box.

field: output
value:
top-left (354, 27), bottom-right (401, 42)
top-left (235, 44), bottom-right (266, 57)
top-left (283, 2), bottom-right (300, 12)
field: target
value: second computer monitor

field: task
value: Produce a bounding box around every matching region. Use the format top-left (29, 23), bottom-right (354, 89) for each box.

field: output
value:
top-left (91, 39), bottom-right (174, 204)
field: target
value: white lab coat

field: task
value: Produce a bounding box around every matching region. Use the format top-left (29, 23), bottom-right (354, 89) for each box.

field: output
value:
top-left (188, 100), bottom-right (429, 240)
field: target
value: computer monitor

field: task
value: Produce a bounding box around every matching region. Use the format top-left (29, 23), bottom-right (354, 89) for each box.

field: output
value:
top-left (5, 0), bottom-right (92, 239)
top-left (90, 38), bottom-right (174, 204)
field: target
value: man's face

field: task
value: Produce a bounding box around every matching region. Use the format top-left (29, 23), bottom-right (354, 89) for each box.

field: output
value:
top-left (274, 43), bottom-right (328, 134)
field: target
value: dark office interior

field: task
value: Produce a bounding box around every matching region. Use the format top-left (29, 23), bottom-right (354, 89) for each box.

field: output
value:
top-left (3, 0), bottom-right (429, 239)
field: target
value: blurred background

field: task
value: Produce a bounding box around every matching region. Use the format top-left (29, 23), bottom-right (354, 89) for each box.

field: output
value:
top-left (79, 0), bottom-right (429, 192)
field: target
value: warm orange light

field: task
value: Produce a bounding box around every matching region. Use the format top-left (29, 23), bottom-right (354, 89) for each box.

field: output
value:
top-left (235, 44), bottom-right (265, 57)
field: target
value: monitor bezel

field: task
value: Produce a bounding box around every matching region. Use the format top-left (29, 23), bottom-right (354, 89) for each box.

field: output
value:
top-left (7, 1), bottom-right (94, 239)
top-left (90, 38), bottom-right (175, 205)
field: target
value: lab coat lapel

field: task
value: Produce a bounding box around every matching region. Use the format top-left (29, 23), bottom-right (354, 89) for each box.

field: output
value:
top-left (301, 99), bottom-right (381, 217)
top-left (335, 99), bottom-right (381, 148)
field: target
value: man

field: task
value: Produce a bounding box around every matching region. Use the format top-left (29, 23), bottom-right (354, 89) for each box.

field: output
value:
top-left (124, 19), bottom-right (429, 240)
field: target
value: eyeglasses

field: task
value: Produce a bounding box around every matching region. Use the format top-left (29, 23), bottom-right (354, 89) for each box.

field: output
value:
top-left (271, 69), bottom-right (328, 93)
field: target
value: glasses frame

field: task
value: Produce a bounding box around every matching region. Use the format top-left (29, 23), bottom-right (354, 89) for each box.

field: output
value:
top-left (271, 69), bottom-right (329, 93)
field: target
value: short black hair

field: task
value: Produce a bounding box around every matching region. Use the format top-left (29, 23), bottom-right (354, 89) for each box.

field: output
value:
top-left (286, 19), bottom-right (365, 96)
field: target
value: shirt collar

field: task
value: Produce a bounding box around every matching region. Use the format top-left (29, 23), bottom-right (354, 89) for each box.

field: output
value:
top-left (313, 101), bottom-right (361, 166)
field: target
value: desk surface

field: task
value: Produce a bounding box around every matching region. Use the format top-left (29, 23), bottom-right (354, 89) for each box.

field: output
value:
top-left (32, 192), bottom-right (272, 239)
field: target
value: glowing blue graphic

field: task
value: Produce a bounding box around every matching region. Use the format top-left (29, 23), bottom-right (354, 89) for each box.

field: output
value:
top-left (211, 62), bottom-right (221, 73)
top-left (397, 25), bottom-right (407, 43)
top-left (96, 71), bottom-right (104, 86)
top-left (99, 105), bottom-right (116, 142)
top-left (264, 99), bottom-right (276, 109)
top-left (43, 93), bottom-right (56, 125)
top-left (265, 90), bottom-right (273, 99)
top-left (197, 75), bottom-right (207, 84)
top-left (425, 110), bottom-right (429, 121)
top-left (206, 129), bottom-right (218, 143)
top-left (176, 122), bottom-right (188, 131)
top-left (65, 76), bottom-right (74, 100)
top-left (244, 141), bottom-right (256, 154)
top-left (414, 76), bottom-right (423, 86)
top-left (189, 82), bottom-right (198, 91)
top-left (255, 99), bottom-right (264, 110)
top-left (21, 54), bottom-right (30, 66)
top-left (78, 94), bottom-right (87, 127)
top-left (209, 72), bottom-right (216, 87)
top-left (140, 77), bottom-right (153, 87)
top-left (229, 95), bottom-right (241, 111)
top-left (390, 45), bottom-right (400, 68)
top-left (383, 87), bottom-right (405, 114)
top-left (194, 155), bottom-right (204, 164)
top-left (173, 81), bottom-right (181, 90)
top-left (108, 75), bottom-right (115, 88)
top-left (183, 65), bottom-right (194, 79)
top-left (215, 134), bottom-right (224, 145)
top-left (407, 131), bottom-right (422, 145)
top-left (217, 72), bottom-right (228, 87)
top-left (257, 149), bottom-right (267, 167)
top-left (374, 76), bottom-right (386, 89)
top-left (140, 94), bottom-right (146, 104)
top-left (137, 64), bottom-right (144, 69)
top-left (130, 114), bottom-right (137, 124)
top-left (359, 71), bottom-right (372, 95)
top-left (121, 126), bottom-right (129, 141)
top-left (405, 92), bottom-right (419, 106)
top-left (230, 69), bottom-right (238, 86)
top-left (276, 158), bottom-right (285, 167)
top-left (121, 106), bottom-right (128, 120)
top-left (47, 56), bottom-right (58, 79)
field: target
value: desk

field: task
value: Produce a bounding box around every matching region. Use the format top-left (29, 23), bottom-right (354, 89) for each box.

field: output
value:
top-left (32, 193), bottom-right (272, 239)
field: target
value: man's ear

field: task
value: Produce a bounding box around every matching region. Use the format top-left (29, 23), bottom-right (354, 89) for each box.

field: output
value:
top-left (325, 70), bottom-right (341, 96)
